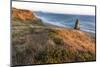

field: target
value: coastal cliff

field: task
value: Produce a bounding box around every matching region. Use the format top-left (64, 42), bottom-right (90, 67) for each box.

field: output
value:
top-left (12, 8), bottom-right (37, 21)
top-left (12, 8), bottom-right (96, 66)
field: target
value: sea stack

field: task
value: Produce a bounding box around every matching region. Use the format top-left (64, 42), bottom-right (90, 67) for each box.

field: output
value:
top-left (74, 19), bottom-right (80, 30)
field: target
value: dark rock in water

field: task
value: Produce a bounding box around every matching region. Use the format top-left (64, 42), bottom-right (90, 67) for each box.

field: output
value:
top-left (74, 19), bottom-right (80, 30)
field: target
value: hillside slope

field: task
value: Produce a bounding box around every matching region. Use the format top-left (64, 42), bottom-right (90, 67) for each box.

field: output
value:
top-left (12, 8), bottom-right (96, 66)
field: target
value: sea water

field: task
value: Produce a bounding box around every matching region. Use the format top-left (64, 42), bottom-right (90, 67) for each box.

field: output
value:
top-left (35, 12), bottom-right (95, 34)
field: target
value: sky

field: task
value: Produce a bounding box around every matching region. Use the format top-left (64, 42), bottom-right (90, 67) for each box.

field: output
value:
top-left (12, 1), bottom-right (95, 15)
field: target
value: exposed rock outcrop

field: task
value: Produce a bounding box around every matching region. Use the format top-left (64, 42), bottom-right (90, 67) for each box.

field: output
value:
top-left (74, 19), bottom-right (80, 30)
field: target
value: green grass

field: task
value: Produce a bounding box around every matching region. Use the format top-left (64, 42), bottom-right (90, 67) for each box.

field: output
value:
top-left (34, 46), bottom-right (68, 64)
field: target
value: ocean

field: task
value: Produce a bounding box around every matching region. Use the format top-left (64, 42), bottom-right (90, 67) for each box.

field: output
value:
top-left (35, 12), bottom-right (95, 34)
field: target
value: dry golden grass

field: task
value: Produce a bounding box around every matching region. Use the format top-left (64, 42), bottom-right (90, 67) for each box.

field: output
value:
top-left (51, 28), bottom-right (95, 54)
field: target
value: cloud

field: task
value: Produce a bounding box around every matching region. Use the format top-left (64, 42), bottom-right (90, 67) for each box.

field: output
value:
top-left (12, 1), bottom-right (95, 15)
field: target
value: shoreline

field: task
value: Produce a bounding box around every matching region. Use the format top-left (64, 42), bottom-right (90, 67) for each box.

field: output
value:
top-left (41, 21), bottom-right (96, 39)
top-left (35, 12), bottom-right (95, 35)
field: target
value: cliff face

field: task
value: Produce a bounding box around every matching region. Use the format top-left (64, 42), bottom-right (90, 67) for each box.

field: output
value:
top-left (12, 8), bottom-right (96, 66)
top-left (12, 8), bottom-right (37, 21)
top-left (12, 8), bottom-right (44, 26)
